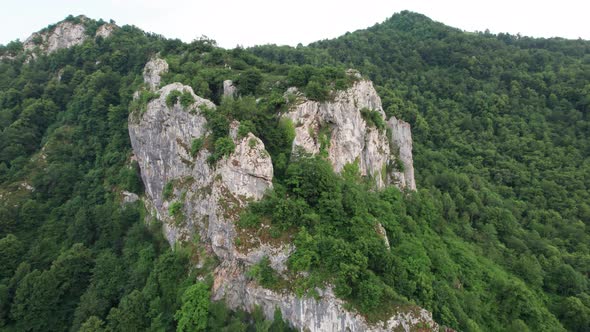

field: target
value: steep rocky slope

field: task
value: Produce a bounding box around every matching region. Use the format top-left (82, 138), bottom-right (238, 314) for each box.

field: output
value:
top-left (284, 80), bottom-right (416, 190)
top-left (129, 58), bottom-right (435, 331)
top-left (128, 79), bottom-right (273, 258)
top-left (22, 16), bottom-right (116, 57)
top-left (143, 57), bottom-right (169, 91)
top-left (388, 116), bottom-right (416, 190)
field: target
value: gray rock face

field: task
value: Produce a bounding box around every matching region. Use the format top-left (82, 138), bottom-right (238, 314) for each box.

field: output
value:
top-left (213, 261), bottom-right (438, 332)
top-left (22, 18), bottom-right (115, 58)
top-left (375, 222), bottom-right (390, 250)
top-left (223, 80), bottom-right (237, 98)
top-left (129, 60), bottom-right (432, 331)
top-left (95, 24), bottom-right (116, 38)
top-left (24, 21), bottom-right (87, 54)
top-left (129, 77), bottom-right (274, 258)
top-left (143, 58), bottom-right (169, 91)
top-left (388, 117), bottom-right (416, 191)
top-left (284, 80), bottom-right (416, 190)
top-left (121, 191), bottom-right (139, 204)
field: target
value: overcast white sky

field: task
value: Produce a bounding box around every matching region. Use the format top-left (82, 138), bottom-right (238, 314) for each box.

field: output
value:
top-left (1, 0), bottom-right (589, 48)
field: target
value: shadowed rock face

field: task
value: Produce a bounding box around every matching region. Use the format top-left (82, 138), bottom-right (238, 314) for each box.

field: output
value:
top-left (284, 80), bottom-right (416, 190)
top-left (130, 59), bottom-right (435, 331)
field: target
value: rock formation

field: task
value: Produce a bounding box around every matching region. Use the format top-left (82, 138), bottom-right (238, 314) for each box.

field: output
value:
top-left (214, 261), bottom-right (436, 332)
top-left (128, 81), bottom-right (273, 255)
top-left (223, 79), bottom-right (238, 98)
top-left (22, 16), bottom-right (115, 57)
top-left (121, 191), bottom-right (139, 204)
top-left (388, 116), bottom-right (416, 190)
top-left (129, 59), bottom-right (434, 331)
top-left (284, 79), bottom-right (416, 190)
top-left (95, 23), bottom-right (116, 38)
top-left (24, 21), bottom-right (86, 54)
top-left (143, 57), bottom-right (169, 91)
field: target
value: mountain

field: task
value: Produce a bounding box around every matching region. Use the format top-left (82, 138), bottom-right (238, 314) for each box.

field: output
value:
top-left (0, 11), bottom-right (589, 331)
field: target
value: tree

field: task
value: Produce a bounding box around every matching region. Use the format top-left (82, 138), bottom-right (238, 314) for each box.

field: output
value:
top-left (304, 81), bottom-right (328, 101)
top-left (554, 297), bottom-right (590, 332)
top-left (285, 155), bottom-right (339, 207)
top-left (10, 270), bottom-right (61, 331)
top-left (238, 68), bottom-right (263, 95)
top-left (0, 284), bottom-right (8, 327)
top-left (106, 290), bottom-right (148, 331)
top-left (0, 234), bottom-right (23, 279)
top-left (175, 282), bottom-right (210, 332)
top-left (71, 250), bottom-right (126, 331)
top-left (79, 316), bottom-right (106, 332)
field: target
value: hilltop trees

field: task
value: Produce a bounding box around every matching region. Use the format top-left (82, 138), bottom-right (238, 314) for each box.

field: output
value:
top-left (0, 11), bottom-right (588, 331)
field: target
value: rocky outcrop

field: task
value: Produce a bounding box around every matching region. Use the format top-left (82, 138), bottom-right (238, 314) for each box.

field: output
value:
top-left (128, 81), bottom-right (272, 254)
top-left (121, 191), bottom-right (139, 204)
top-left (284, 80), bottom-right (416, 190)
top-left (143, 58), bottom-right (169, 91)
top-left (213, 261), bottom-right (437, 332)
top-left (375, 222), bottom-right (391, 250)
top-left (24, 21), bottom-right (86, 54)
top-left (129, 59), bottom-right (432, 331)
top-left (22, 16), bottom-right (115, 58)
top-left (388, 117), bottom-right (416, 191)
top-left (95, 23), bottom-right (116, 38)
top-left (223, 80), bottom-right (237, 98)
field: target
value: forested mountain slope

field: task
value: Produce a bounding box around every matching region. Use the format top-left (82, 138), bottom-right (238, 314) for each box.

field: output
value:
top-left (252, 11), bottom-right (590, 330)
top-left (0, 11), bottom-right (588, 332)
top-left (313, 12), bottom-right (590, 331)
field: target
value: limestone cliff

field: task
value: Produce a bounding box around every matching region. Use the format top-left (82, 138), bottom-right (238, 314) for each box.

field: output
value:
top-left (22, 16), bottom-right (115, 57)
top-left (129, 59), bottom-right (434, 331)
top-left (128, 82), bottom-right (273, 259)
top-left (284, 80), bottom-right (416, 190)
top-left (143, 58), bottom-right (169, 91)
top-left (388, 117), bottom-right (416, 190)
top-left (213, 260), bottom-right (436, 332)
top-left (223, 80), bottom-right (238, 98)
top-left (95, 23), bottom-right (116, 38)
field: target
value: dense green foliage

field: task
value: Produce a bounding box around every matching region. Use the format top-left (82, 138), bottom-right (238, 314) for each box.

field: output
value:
top-left (247, 11), bottom-right (590, 331)
top-left (360, 107), bottom-right (386, 130)
top-left (0, 18), bottom-right (292, 332)
top-left (175, 282), bottom-right (210, 332)
top-left (129, 89), bottom-right (159, 114)
top-left (0, 11), bottom-right (589, 332)
top-left (208, 137), bottom-right (235, 164)
top-left (166, 89), bottom-right (183, 107)
top-left (165, 89), bottom-right (195, 109)
top-left (247, 256), bottom-right (280, 289)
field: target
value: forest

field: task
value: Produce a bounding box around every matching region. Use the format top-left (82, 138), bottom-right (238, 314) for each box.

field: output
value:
top-left (0, 11), bottom-right (589, 331)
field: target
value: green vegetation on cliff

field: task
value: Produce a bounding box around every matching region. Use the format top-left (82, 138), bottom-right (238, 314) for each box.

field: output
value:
top-left (249, 11), bottom-right (590, 330)
top-left (0, 11), bottom-right (589, 331)
top-left (0, 21), bottom-right (293, 332)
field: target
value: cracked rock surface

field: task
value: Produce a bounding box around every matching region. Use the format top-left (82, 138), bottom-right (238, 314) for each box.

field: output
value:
top-left (284, 80), bottom-right (416, 190)
top-left (129, 59), bottom-right (434, 331)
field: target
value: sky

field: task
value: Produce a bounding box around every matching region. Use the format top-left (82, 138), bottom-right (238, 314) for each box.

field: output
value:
top-left (1, 0), bottom-right (589, 48)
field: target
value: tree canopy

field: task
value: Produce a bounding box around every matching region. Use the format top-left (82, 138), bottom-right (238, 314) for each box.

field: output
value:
top-left (0, 11), bottom-right (589, 331)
